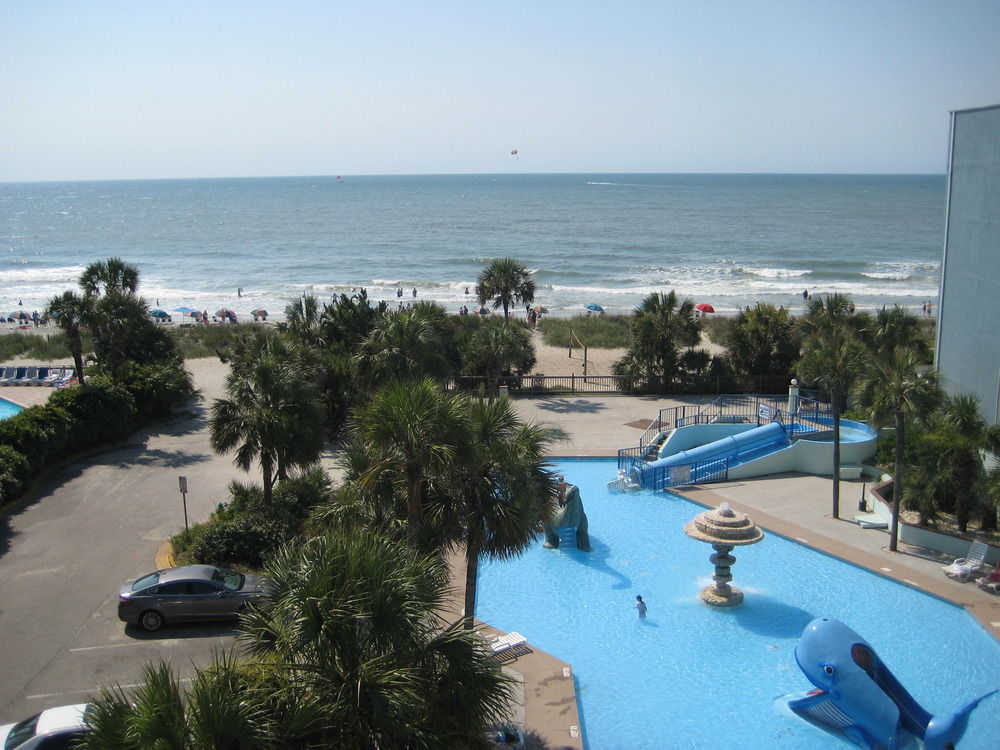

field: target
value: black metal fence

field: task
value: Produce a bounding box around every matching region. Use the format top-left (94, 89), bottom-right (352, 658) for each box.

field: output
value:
top-left (444, 374), bottom-right (629, 396)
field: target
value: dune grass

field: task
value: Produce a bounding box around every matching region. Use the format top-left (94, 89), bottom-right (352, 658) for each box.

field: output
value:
top-left (538, 314), bottom-right (631, 349)
top-left (0, 331), bottom-right (81, 362)
top-left (167, 323), bottom-right (255, 359)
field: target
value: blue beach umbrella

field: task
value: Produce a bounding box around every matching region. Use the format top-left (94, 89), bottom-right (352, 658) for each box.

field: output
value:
top-left (150, 309), bottom-right (169, 318)
top-left (173, 306), bottom-right (198, 314)
top-left (585, 303), bottom-right (604, 313)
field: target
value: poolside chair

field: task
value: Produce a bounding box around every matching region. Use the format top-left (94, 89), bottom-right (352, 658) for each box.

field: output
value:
top-left (490, 631), bottom-right (527, 655)
top-left (14, 366), bottom-right (38, 385)
top-left (53, 368), bottom-right (77, 387)
top-left (976, 567), bottom-right (1000, 595)
top-left (1, 366), bottom-right (26, 384)
top-left (0, 367), bottom-right (11, 383)
top-left (26, 367), bottom-right (49, 385)
top-left (39, 367), bottom-right (64, 386)
top-left (942, 540), bottom-right (990, 581)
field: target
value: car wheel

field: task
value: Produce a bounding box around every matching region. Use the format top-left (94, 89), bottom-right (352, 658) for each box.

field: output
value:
top-left (139, 609), bottom-right (165, 632)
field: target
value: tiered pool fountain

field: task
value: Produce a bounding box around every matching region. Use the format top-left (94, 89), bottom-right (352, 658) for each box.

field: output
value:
top-left (684, 502), bottom-right (764, 607)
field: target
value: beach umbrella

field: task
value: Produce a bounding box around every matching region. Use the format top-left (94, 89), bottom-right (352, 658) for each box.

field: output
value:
top-left (251, 308), bottom-right (267, 317)
top-left (477, 306), bottom-right (491, 315)
top-left (173, 306), bottom-right (199, 314)
top-left (585, 303), bottom-right (604, 313)
top-left (150, 309), bottom-right (169, 318)
top-left (10, 310), bottom-right (30, 321)
top-left (696, 303), bottom-right (715, 314)
top-left (533, 305), bottom-right (548, 314)
top-left (215, 308), bottom-right (235, 317)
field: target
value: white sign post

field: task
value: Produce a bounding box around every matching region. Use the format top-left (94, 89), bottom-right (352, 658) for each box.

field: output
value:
top-left (178, 476), bottom-right (189, 532)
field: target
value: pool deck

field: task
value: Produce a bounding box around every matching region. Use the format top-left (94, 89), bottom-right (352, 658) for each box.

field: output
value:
top-left (469, 394), bottom-right (1000, 750)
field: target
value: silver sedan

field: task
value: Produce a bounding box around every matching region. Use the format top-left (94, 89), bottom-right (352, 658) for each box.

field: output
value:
top-left (117, 564), bottom-right (266, 632)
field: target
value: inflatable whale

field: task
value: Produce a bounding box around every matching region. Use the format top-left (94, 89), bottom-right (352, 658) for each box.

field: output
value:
top-left (789, 617), bottom-right (995, 749)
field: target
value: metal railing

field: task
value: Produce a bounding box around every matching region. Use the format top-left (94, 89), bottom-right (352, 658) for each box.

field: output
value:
top-left (445, 374), bottom-right (629, 395)
top-left (617, 391), bottom-right (836, 491)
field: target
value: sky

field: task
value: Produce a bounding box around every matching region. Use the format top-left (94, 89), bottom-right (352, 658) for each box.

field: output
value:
top-left (2, 1), bottom-right (999, 182)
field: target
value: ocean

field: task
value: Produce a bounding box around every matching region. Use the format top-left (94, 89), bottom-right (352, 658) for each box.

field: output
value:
top-left (1, 173), bottom-right (945, 320)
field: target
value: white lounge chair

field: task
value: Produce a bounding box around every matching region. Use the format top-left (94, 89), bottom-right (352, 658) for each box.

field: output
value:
top-left (976, 568), bottom-right (1000, 594)
top-left (14, 366), bottom-right (38, 385)
top-left (490, 631), bottom-right (527, 655)
top-left (39, 368), bottom-right (64, 386)
top-left (942, 540), bottom-right (990, 581)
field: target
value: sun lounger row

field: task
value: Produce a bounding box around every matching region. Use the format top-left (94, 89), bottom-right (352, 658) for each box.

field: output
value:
top-left (0, 366), bottom-right (77, 387)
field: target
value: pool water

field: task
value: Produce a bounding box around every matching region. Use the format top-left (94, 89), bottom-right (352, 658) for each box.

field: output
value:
top-left (477, 459), bottom-right (1000, 750)
top-left (0, 397), bottom-right (23, 420)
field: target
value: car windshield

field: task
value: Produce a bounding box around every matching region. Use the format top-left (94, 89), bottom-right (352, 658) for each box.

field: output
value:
top-left (211, 568), bottom-right (244, 591)
top-left (5, 713), bottom-right (40, 749)
top-left (130, 572), bottom-right (161, 591)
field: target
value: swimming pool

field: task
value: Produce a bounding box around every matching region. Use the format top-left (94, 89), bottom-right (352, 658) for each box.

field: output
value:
top-left (477, 459), bottom-right (1000, 750)
top-left (0, 396), bottom-right (23, 420)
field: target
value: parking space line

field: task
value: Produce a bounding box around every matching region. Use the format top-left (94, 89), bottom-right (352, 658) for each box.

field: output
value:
top-left (28, 678), bottom-right (192, 701)
top-left (70, 642), bottom-right (149, 653)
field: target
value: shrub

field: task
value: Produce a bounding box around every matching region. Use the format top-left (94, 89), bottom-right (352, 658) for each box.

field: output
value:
top-left (0, 404), bottom-right (74, 474)
top-left (0, 444), bottom-right (30, 503)
top-left (191, 516), bottom-right (287, 568)
top-left (47, 380), bottom-right (138, 450)
top-left (118, 359), bottom-right (194, 419)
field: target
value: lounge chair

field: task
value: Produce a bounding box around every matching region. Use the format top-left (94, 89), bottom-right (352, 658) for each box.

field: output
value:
top-left (490, 631), bottom-right (527, 654)
top-left (942, 540), bottom-right (990, 581)
top-left (26, 367), bottom-right (49, 385)
top-left (1, 366), bottom-right (26, 384)
top-left (14, 366), bottom-right (38, 385)
top-left (39, 367), bottom-right (64, 386)
top-left (54, 369), bottom-right (77, 387)
top-left (976, 567), bottom-right (1000, 594)
top-left (0, 367), bottom-right (11, 383)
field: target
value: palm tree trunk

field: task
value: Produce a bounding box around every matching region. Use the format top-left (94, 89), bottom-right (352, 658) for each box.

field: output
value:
top-left (406, 471), bottom-right (422, 548)
top-left (70, 335), bottom-right (86, 385)
top-left (262, 454), bottom-right (275, 504)
top-left (832, 398), bottom-right (841, 518)
top-left (462, 540), bottom-right (480, 631)
top-left (889, 410), bottom-right (904, 552)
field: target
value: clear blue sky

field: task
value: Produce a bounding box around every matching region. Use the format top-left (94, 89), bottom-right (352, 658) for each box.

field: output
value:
top-left (3, 1), bottom-right (999, 181)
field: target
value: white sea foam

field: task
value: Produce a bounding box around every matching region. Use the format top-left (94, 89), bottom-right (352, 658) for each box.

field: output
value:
top-left (741, 267), bottom-right (811, 278)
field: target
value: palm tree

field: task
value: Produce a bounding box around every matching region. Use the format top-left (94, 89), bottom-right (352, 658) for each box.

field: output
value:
top-left (860, 305), bottom-right (930, 361)
top-left (77, 257), bottom-right (163, 379)
top-left (283, 293), bottom-right (325, 348)
top-left (351, 378), bottom-right (467, 548)
top-left (724, 303), bottom-right (800, 388)
top-left (619, 291), bottom-right (701, 391)
top-left (45, 290), bottom-right (89, 385)
top-left (355, 308), bottom-right (453, 391)
top-left (211, 332), bottom-right (325, 504)
top-left (798, 296), bottom-right (868, 518)
top-left (463, 317), bottom-right (536, 394)
top-left (82, 656), bottom-right (270, 749)
top-left (238, 530), bottom-right (514, 747)
top-left (854, 350), bottom-right (940, 551)
top-left (79, 257), bottom-right (140, 297)
top-left (476, 258), bottom-right (535, 318)
top-left (454, 397), bottom-right (559, 630)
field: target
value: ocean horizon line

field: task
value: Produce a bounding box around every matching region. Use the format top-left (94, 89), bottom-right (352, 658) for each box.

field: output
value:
top-left (0, 170), bottom-right (947, 186)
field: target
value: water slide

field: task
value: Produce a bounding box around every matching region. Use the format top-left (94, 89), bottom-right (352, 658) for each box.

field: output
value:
top-left (632, 421), bottom-right (791, 487)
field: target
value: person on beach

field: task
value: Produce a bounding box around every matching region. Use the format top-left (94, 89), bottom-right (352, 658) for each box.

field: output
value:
top-left (412, 287), bottom-right (417, 298)
top-left (634, 595), bottom-right (647, 619)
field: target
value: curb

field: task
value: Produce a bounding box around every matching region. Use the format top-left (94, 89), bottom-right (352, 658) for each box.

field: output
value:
top-left (155, 540), bottom-right (176, 569)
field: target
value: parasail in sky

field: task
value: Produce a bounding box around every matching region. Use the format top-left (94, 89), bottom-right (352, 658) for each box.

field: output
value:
top-left (510, 148), bottom-right (518, 156)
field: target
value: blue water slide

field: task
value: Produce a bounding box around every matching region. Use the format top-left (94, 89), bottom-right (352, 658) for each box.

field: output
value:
top-left (633, 421), bottom-right (790, 486)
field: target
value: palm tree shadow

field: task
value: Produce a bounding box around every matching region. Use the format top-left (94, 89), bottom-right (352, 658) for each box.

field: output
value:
top-left (124, 621), bottom-right (239, 640)
top-left (533, 398), bottom-right (605, 414)
top-left (556, 533), bottom-right (631, 590)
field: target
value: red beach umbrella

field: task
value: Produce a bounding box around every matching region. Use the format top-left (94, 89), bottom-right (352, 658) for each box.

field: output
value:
top-left (695, 303), bottom-right (715, 314)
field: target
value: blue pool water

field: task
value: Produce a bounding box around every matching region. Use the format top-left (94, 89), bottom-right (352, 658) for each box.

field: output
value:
top-left (0, 397), bottom-right (23, 420)
top-left (476, 459), bottom-right (1000, 750)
